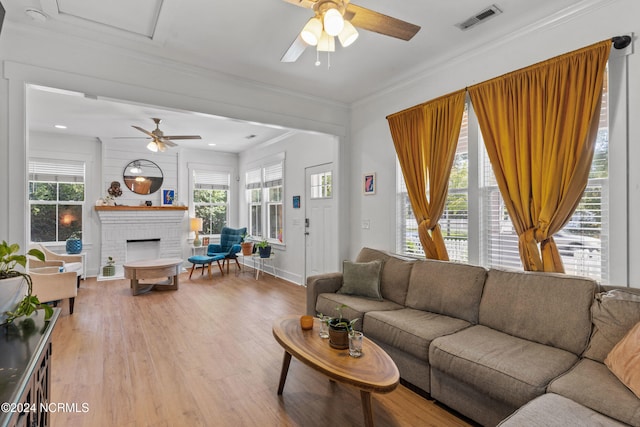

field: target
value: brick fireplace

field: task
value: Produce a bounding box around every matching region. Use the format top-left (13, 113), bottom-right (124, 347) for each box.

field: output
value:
top-left (95, 206), bottom-right (187, 270)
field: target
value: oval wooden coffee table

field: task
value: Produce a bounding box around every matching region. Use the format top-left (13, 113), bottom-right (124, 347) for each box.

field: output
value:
top-left (272, 315), bottom-right (399, 427)
top-left (123, 258), bottom-right (183, 296)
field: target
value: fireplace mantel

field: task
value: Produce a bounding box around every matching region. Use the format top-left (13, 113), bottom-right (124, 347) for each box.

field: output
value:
top-left (95, 206), bottom-right (188, 211)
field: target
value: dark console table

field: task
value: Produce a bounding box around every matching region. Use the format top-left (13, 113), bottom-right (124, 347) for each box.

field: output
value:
top-left (0, 308), bottom-right (60, 427)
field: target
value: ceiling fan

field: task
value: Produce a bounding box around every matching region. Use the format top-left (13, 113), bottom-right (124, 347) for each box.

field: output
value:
top-left (130, 118), bottom-right (202, 152)
top-left (281, 0), bottom-right (420, 63)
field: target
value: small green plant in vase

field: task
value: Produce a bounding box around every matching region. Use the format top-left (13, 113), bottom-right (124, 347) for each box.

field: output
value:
top-left (256, 238), bottom-right (272, 258)
top-left (321, 304), bottom-right (360, 349)
top-left (240, 233), bottom-right (254, 256)
top-left (102, 256), bottom-right (116, 277)
top-left (0, 240), bottom-right (54, 325)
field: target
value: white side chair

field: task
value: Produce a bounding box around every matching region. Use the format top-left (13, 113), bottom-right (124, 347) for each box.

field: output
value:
top-left (28, 266), bottom-right (78, 314)
top-left (29, 244), bottom-right (83, 287)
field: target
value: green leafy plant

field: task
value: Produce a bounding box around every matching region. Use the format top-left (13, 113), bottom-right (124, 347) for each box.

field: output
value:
top-left (106, 256), bottom-right (115, 266)
top-left (319, 304), bottom-right (360, 333)
top-left (256, 238), bottom-right (270, 249)
top-left (1, 240), bottom-right (54, 324)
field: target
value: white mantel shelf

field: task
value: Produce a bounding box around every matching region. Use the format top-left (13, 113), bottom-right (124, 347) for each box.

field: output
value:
top-left (94, 206), bottom-right (188, 211)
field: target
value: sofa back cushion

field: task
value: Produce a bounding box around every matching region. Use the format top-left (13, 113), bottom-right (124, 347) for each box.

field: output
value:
top-left (584, 289), bottom-right (640, 362)
top-left (405, 259), bottom-right (487, 324)
top-left (355, 247), bottom-right (415, 306)
top-left (479, 268), bottom-right (597, 355)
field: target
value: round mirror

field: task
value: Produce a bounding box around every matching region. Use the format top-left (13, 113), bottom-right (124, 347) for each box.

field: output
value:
top-left (123, 159), bottom-right (164, 195)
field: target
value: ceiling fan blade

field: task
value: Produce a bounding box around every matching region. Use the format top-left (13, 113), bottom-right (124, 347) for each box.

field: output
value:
top-left (161, 139), bottom-right (179, 147)
top-left (281, 0), bottom-right (317, 9)
top-left (281, 34), bottom-right (308, 63)
top-left (132, 125), bottom-right (156, 138)
top-left (161, 135), bottom-right (202, 140)
top-left (345, 4), bottom-right (420, 41)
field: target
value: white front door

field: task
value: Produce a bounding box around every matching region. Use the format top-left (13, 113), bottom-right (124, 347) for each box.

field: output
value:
top-left (305, 163), bottom-right (335, 281)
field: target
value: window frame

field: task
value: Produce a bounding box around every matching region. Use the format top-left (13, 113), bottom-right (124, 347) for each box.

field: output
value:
top-left (245, 154), bottom-right (285, 245)
top-left (28, 158), bottom-right (86, 244)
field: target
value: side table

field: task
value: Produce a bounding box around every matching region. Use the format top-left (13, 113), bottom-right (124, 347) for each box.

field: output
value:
top-left (251, 253), bottom-right (276, 280)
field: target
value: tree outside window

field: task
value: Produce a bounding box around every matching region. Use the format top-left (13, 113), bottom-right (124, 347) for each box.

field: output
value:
top-left (29, 160), bottom-right (85, 243)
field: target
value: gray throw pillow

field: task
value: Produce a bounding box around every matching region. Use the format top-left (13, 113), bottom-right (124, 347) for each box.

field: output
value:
top-left (337, 260), bottom-right (384, 301)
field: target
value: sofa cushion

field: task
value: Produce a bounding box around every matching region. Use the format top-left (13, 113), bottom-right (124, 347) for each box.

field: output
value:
top-left (430, 325), bottom-right (579, 408)
top-left (355, 247), bottom-right (415, 306)
top-left (337, 260), bottom-right (383, 300)
top-left (315, 293), bottom-right (403, 331)
top-left (584, 289), bottom-right (640, 362)
top-left (548, 358), bottom-right (640, 426)
top-left (498, 393), bottom-right (628, 427)
top-left (605, 321), bottom-right (640, 399)
top-left (405, 259), bottom-right (487, 324)
top-left (479, 268), bottom-right (596, 355)
top-left (363, 308), bottom-right (471, 362)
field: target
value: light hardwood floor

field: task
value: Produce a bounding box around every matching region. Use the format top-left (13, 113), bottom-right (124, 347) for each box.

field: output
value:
top-left (50, 268), bottom-right (473, 427)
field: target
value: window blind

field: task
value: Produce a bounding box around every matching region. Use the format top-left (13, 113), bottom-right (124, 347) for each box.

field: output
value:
top-left (29, 159), bottom-right (85, 182)
top-left (194, 170), bottom-right (230, 190)
top-left (263, 162), bottom-right (283, 188)
top-left (246, 168), bottom-right (262, 189)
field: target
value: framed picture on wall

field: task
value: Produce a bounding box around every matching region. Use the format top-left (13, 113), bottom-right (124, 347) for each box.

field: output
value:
top-left (363, 173), bottom-right (376, 195)
top-left (293, 195), bottom-right (301, 209)
top-left (161, 188), bottom-right (175, 206)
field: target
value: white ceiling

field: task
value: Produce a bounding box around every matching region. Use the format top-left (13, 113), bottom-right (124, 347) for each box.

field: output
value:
top-left (6, 0), bottom-right (587, 152)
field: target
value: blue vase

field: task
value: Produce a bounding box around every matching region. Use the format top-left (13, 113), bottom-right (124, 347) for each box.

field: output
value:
top-left (66, 238), bottom-right (82, 254)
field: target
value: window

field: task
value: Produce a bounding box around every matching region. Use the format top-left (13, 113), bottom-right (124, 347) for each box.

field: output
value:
top-left (245, 158), bottom-right (285, 243)
top-left (397, 71), bottom-right (611, 282)
top-left (310, 171), bottom-right (332, 199)
top-left (246, 168), bottom-right (263, 237)
top-left (29, 159), bottom-right (85, 243)
top-left (193, 170), bottom-right (230, 235)
top-left (397, 108), bottom-right (469, 262)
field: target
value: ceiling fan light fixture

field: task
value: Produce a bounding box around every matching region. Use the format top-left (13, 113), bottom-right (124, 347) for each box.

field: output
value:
top-left (301, 17), bottom-right (323, 46)
top-left (338, 20), bottom-right (358, 47)
top-left (323, 7), bottom-right (344, 36)
top-left (317, 32), bottom-right (335, 52)
top-left (147, 141), bottom-right (158, 152)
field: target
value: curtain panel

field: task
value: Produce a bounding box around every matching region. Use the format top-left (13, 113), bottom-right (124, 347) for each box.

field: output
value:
top-left (468, 40), bottom-right (611, 272)
top-left (387, 90), bottom-right (466, 260)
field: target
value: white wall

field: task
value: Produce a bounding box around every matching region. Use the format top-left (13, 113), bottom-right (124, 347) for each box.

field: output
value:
top-left (239, 131), bottom-right (339, 285)
top-left (349, 0), bottom-right (640, 287)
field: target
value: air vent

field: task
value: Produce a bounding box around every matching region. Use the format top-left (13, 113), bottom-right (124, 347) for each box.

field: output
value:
top-left (456, 4), bottom-right (502, 31)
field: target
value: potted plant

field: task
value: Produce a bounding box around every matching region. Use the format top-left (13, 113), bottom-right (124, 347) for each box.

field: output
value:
top-left (102, 256), bottom-right (116, 277)
top-left (0, 240), bottom-right (54, 325)
top-left (321, 304), bottom-right (360, 350)
top-left (240, 233), bottom-right (254, 256)
top-left (65, 231), bottom-right (82, 254)
top-left (256, 238), bottom-right (272, 258)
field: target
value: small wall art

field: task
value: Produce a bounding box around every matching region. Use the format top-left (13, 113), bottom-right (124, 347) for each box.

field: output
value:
top-left (363, 172), bottom-right (376, 195)
top-left (293, 195), bottom-right (301, 209)
top-left (161, 188), bottom-right (175, 206)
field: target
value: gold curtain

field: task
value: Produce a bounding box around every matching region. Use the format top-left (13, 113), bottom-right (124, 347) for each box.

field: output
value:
top-left (468, 40), bottom-right (611, 272)
top-left (387, 90), bottom-right (466, 260)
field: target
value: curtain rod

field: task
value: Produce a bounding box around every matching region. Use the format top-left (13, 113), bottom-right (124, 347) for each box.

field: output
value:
top-left (612, 35), bottom-right (631, 49)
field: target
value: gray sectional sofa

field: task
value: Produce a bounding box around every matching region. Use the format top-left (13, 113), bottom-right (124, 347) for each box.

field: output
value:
top-left (306, 247), bottom-right (640, 426)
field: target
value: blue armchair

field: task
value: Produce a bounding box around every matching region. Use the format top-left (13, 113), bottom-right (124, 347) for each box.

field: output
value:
top-left (207, 227), bottom-right (247, 274)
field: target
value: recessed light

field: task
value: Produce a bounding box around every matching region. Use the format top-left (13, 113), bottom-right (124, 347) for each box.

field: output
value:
top-left (245, 134), bottom-right (257, 139)
top-left (54, 125), bottom-right (67, 129)
top-left (208, 143), bottom-right (217, 146)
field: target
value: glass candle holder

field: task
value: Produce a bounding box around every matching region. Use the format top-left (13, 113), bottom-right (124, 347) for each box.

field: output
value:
top-left (349, 331), bottom-right (363, 358)
top-left (319, 315), bottom-right (330, 338)
top-left (300, 315), bottom-right (314, 330)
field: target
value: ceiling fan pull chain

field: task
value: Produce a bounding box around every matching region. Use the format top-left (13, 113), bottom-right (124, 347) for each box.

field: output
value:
top-left (327, 52), bottom-right (331, 69)
top-left (315, 50), bottom-right (321, 67)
